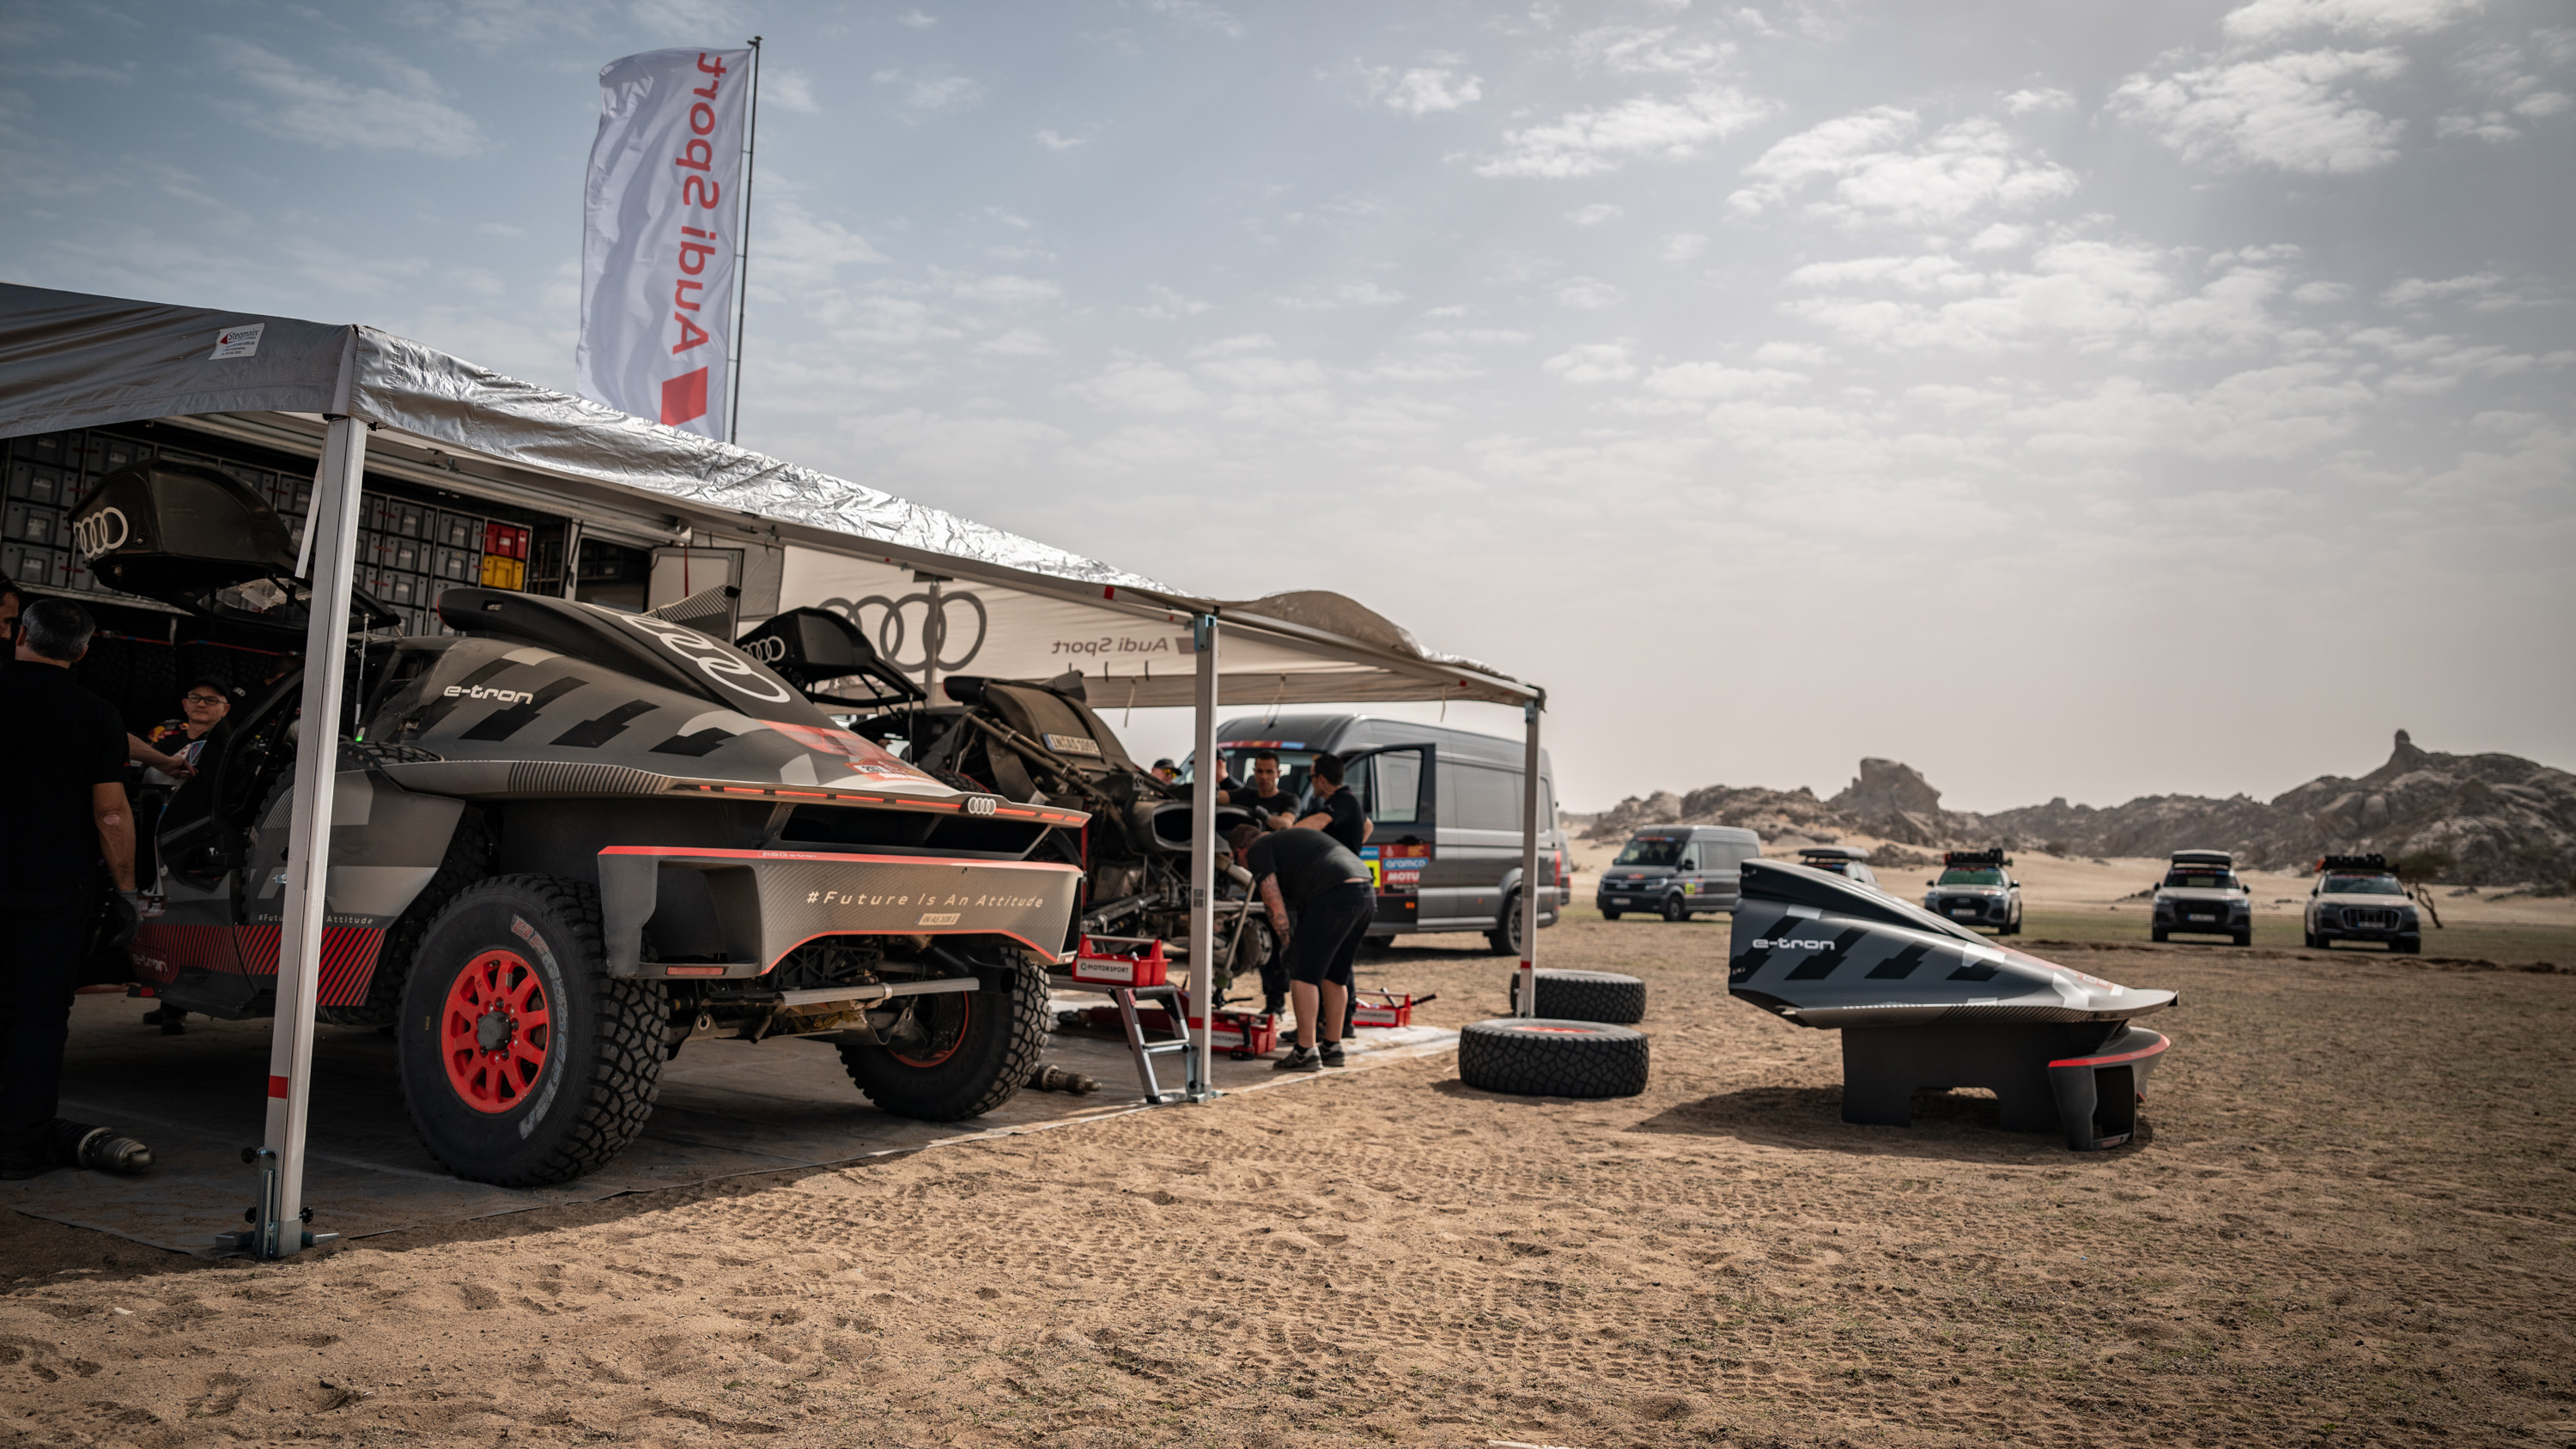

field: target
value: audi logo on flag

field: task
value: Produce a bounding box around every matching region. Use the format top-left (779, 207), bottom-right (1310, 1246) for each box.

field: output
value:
top-left (963, 796), bottom-right (999, 816)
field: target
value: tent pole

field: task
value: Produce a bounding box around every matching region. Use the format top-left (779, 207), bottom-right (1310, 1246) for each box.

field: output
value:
top-left (257, 413), bottom-right (368, 1258)
top-left (1187, 613), bottom-right (1219, 1102)
top-left (726, 35), bottom-right (762, 446)
top-left (1518, 696), bottom-right (1541, 1019)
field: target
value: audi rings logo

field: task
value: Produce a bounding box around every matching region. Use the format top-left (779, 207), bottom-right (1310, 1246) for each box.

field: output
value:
top-left (821, 590), bottom-right (987, 680)
top-left (963, 796), bottom-right (999, 816)
top-left (73, 506), bottom-right (131, 560)
top-left (740, 634), bottom-right (789, 664)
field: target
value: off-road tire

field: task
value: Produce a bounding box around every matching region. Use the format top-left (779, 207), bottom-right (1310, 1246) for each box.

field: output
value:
top-left (839, 951), bottom-right (1048, 1121)
top-left (1456, 1018), bottom-right (1649, 1099)
top-left (2395, 937), bottom-right (2421, 955)
top-left (1661, 894), bottom-right (1688, 923)
top-left (321, 806), bottom-right (491, 1029)
top-left (2233, 930), bottom-right (2252, 947)
top-left (2303, 929), bottom-right (2319, 949)
top-left (1601, 908), bottom-right (1622, 921)
top-left (1507, 968), bottom-right (1647, 1024)
top-left (397, 874), bottom-right (664, 1187)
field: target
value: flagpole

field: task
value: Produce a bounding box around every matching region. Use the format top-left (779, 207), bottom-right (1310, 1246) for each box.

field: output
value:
top-left (728, 34), bottom-right (762, 446)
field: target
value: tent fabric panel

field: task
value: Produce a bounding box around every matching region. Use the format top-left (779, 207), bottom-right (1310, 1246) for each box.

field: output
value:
top-left (0, 285), bottom-right (348, 440)
top-left (1084, 670), bottom-right (1527, 711)
top-left (349, 328), bottom-right (1163, 592)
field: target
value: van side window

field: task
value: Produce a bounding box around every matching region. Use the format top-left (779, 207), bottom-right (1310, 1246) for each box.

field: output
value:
top-left (1448, 762), bottom-right (1522, 832)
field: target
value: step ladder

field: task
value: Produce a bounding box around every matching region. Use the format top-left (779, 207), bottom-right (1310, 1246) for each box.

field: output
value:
top-left (1049, 977), bottom-right (1205, 1105)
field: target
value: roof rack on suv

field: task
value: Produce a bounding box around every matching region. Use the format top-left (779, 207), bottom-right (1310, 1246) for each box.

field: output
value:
top-left (1943, 848), bottom-right (2011, 867)
top-left (2169, 849), bottom-right (2233, 868)
top-left (1797, 845), bottom-right (1870, 861)
top-left (2318, 852), bottom-right (2390, 872)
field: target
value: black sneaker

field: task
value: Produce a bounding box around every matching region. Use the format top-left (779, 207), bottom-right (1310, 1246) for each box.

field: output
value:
top-left (1318, 1040), bottom-right (1346, 1068)
top-left (1273, 1046), bottom-right (1322, 1073)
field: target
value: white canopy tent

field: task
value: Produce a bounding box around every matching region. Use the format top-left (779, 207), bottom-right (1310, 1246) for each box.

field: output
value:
top-left (0, 282), bottom-right (1550, 1254)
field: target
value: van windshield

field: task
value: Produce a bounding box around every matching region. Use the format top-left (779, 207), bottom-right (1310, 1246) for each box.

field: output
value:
top-left (1615, 837), bottom-right (1686, 867)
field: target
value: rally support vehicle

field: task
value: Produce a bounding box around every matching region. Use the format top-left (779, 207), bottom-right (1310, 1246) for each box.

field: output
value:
top-left (77, 461), bottom-right (1090, 1189)
top-left (1922, 849), bottom-right (2023, 935)
top-left (2304, 853), bottom-right (2421, 954)
top-left (2151, 849), bottom-right (2252, 946)
top-left (1596, 825), bottom-right (1759, 920)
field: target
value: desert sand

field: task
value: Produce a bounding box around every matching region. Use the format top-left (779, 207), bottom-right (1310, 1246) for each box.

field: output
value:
top-left (6, 910), bottom-right (2574, 1448)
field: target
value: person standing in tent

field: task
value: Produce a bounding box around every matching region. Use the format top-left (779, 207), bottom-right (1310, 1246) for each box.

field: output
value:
top-left (1, 599), bottom-right (154, 1179)
top-left (1229, 823), bottom-right (1371, 1073)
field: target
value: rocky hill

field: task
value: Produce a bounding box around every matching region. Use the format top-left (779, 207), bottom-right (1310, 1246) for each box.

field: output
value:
top-left (1581, 731), bottom-right (2576, 887)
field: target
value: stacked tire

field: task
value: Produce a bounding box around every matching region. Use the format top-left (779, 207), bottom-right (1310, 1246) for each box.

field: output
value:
top-left (1505, 968), bottom-right (1647, 1025)
top-left (1457, 1019), bottom-right (1649, 1100)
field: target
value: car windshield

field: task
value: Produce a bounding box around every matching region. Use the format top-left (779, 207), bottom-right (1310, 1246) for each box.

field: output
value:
top-left (2323, 873), bottom-right (2403, 895)
top-left (1616, 837), bottom-right (1686, 866)
top-left (1805, 860), bottom-right (1851, 875)
top-left (1938, 868), bottom-right (2004, 886)
top-left (2164, 871), bottom-right (2241, 890)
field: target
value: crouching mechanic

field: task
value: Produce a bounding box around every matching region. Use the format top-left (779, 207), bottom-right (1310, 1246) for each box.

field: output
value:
top-left (2, 598), bottom-right (154, 1179)
top-left (1228, 823), bottom-right (1372, 1073)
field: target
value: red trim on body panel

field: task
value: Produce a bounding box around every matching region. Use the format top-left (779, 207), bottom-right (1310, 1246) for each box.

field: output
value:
top-left (2049, 1034), bottom-right (2170, 1070)
top-left (597, 846), bottom-right (1081, 872)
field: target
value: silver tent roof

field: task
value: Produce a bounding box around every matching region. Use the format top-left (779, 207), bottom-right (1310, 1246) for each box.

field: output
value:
top-left (0, 282), bottom-right (1534, 708)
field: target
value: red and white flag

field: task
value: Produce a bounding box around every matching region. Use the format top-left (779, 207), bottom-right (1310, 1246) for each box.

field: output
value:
top-left (577, 47), bottom-right (752, 439)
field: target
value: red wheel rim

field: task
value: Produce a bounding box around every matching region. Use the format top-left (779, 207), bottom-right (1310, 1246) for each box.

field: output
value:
top-left (440, 949), bottom-right (553, 1113)
top-left (890, 991), bottom-right (970, 1069)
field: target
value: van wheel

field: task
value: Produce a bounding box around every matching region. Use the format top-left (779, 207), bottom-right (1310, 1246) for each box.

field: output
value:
top-left (397, 875), bottom-right (665, 1187)
top-left (1661, 894), bottom-right (1688, 923)
top-left (839, 951), bottom-right (1047, 1121)
top-left (1485, 894), bottom-right (1527, 955)
top-left (1457, 1019), bottom-right (1649, 1099)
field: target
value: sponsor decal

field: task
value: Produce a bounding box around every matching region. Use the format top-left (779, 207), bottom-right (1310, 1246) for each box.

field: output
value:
top-left (210, 323), bottom-right (264, 360)
top-left (1747, 938), bottom-right (1834, 951)
top-left (509, 914), bottom-right (559, 973)
top-left (444, 683), bottom-right (536, 706)
top-left (617, 609), bottom-right (794, 703)
top-left (72, 506), bottom-right (131, 559)
top-left (816, 590), bottom-right (987, 681)
top-left (963, 795), bottom-right (999, 815)
top-left (1048, 633), bottom-right (1191, 659)
top-left (918, 912), bottom-right (962, 926)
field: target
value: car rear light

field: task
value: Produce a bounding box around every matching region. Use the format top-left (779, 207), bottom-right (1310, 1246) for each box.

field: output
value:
top-left (1552, 850), bottom-right (1567, 888)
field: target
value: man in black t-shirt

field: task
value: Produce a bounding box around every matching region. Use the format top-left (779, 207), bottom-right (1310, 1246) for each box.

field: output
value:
top-left (1230, 823), bottom-right (1373, 1072)
top-left (2, 599), bottom-right (155, 1179)
top-left (1296, 752), bottom-right (1370, 853)
top-left (1230, 749), bottom-right (1302, 830)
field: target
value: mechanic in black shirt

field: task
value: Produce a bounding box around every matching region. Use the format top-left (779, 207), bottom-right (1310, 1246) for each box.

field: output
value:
top-left (1230, 749), bottom-right (1302, 830)
top-left (1, 599), bottom-right (155, 1179)
top-left (1295, 752), bottom-right (1370, 853)
top-left (1230, 823), bottom-right (1373, 1072)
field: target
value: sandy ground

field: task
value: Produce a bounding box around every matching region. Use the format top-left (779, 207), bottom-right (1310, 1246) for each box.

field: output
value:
top-left (7, 915), bottom-right (2575, 1448)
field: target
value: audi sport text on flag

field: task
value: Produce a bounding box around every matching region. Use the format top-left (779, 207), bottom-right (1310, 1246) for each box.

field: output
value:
top-left (576, 46), bottom-right (752, 438)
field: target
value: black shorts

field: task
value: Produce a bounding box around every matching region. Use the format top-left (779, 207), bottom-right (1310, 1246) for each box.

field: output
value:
top-left (1284, 881), bottom-right (1373, 988)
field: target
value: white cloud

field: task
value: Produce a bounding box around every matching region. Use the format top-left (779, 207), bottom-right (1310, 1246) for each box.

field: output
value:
top-left (1476, 87), bottom-right (1772, 179)
top-left (2001, 87), bottom-right (2075, 114)
top-left (767, 70), bottom-right (819, 116)
top-left (1141, 0), bottom-right (1245, 38)
top-left (1731, 111), bottom-right (2076, 227)
top-left (1968, 222), bottom-right (2031, 252)
top-left (979, 328), bottom-right (1055, 356)
top-left (1785, 239), bottom-right (2182, 353)
top-left (1034, 127), bottom-right (1095, 150)
top-left (1642, 362), bottom-right (1805, 398)
top-left (1571, 25), bottom-right (1736, 76)
top-left (2109, 48), bottom-right (2409, 173)
top-left (2009, 365), bottom-right (2376, 460)
top-left (1565, 203), bottom-right (1624, 227)
top-left (1354, 64), bottom-right (1482, 116)
top-left (897, 9), bottom-right (937, 27)
top-left (1276, 282), bottom-right (1406, 310)
top-left (1786, 254), bottom-right (1985, 293)
top-left (873, 66), bottom-right (985, 116)
top-left (2291, 280), bottom-right (2352, 303)
top-left (948, 273), bottom-right (1061, 306)
top-left (472, 221), bottom-right (527, 240)
top-left (1552, 276), bottom-right (1621, 308)
top-left (2379, 271), bottom-right (2555, 312)
top-left (756, 201), bottom-right (891, 285)
top-left (1138, 284), bottom-right (1209, 318)
top-left (2221, 0), bottom-right (2487, 45)
top-left (1543, 343), bottom-right (1637, 383)
top-left (1662, 232), bottom-right (1709, 261)
top-left (1072, 355), bottom-right (1209, 413)
top-left (0, 58), bottom-right (137, 84)
top-left (204, 37), bottom-right (483, 156)
top-left (1753, 341), bottom-right (1833, 366)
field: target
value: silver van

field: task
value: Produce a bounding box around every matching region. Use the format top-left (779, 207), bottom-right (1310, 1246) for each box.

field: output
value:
top-left (1202, 713), bottom-right (1569, 953)
top-left (1597, 824), bottom-right (1763, 919)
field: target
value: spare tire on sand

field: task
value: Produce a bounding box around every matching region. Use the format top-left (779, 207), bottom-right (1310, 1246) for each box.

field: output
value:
top-left (1506, 968), bottom-right (1647, 1024)
top-left (1456, 1018), bottom-right (1649, 1099)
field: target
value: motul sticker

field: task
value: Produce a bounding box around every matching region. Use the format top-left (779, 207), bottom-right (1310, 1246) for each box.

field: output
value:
top-left (210, 323), bottom-right (264, 360)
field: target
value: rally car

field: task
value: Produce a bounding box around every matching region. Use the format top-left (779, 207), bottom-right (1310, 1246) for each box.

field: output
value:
top-left (2151, 848), bottom-right (2252, 945)
top-left (2303, 852), bottom-right (2421, 954)
top-left (1922, 848), bottom-right (2022, 934)
top-left (76, 459), bottom-right (1089, 1188)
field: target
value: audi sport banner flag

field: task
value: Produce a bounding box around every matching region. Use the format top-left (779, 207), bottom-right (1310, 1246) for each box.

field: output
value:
top-left (576, 47), bottom-right (752, 439)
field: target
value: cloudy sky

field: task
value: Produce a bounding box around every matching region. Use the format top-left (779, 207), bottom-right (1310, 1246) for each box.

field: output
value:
top-left (5, 0), bottom-right (2570, 813)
